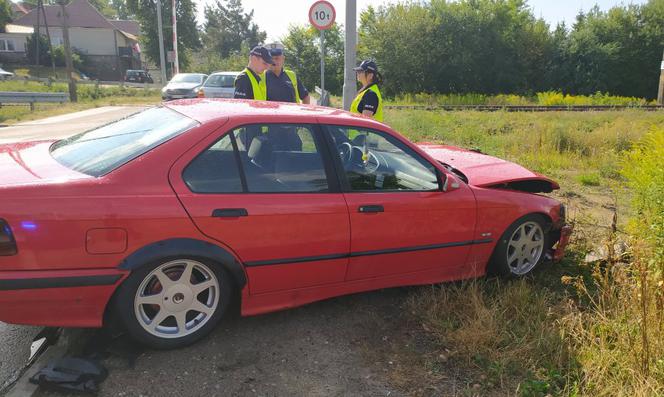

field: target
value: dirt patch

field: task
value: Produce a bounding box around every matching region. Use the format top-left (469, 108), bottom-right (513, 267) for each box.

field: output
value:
top-left (36, 290), bottom-right (416, 397)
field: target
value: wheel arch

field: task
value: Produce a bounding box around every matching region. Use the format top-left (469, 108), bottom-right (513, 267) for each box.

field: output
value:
top-left (103, 238), bottom-right (246, 330)
top-left (117, 238), bottom-right (247, 288)
top-left (486, 211), bottom-right (553, 275)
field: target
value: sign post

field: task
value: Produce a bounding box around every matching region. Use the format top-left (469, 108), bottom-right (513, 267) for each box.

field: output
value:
top-left (309, 1), bottom-right (336, 104)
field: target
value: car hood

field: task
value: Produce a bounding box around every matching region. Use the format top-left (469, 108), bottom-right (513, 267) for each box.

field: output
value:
top-left (0, 140), bottom-right (89, 187)
top-left (418, 143), bottom-right (559, 193)
top-left (165, 82), bottom-right (200, 90)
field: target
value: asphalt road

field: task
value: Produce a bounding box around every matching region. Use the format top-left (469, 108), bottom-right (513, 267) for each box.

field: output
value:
top-left (0, 106), bottom-right (147, 144)
top-left (0, 106), bottom-right (148, 391)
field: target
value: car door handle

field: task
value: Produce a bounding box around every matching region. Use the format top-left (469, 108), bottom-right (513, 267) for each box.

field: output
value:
top-left (358, 205), bottom-right (384, 213)
top-left (211, 208), bottom-right (248, 217)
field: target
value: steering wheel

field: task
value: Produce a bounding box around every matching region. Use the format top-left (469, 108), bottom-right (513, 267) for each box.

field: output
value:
top-left (337, 142), bottom-right (353, 165)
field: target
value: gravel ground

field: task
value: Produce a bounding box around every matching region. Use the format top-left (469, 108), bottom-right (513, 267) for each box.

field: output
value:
top-left (35, 289), bottom-right (413, 397)
top-left (0, 322), bottom-right (41, 391)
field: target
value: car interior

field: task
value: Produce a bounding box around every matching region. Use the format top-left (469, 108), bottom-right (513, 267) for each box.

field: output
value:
top-left (182, 125), bottom-right (440, 194)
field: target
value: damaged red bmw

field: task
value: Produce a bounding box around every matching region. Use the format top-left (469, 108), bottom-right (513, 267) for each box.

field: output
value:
top-left (0, 100), bottom-right (571, 349)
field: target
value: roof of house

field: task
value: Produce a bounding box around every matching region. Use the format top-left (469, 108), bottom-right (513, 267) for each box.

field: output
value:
top-left (10, 2), bottom-right (31, 16)
top-left (13, 0), bottom-right (140, 38)
top-left (109, 20), bottom-right (140, 36)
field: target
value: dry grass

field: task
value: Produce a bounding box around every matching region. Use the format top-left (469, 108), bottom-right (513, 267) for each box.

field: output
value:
top-left (386, 116), bottom-right (664, 396)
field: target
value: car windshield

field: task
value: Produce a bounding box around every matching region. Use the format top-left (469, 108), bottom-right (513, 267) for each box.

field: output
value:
top-left (171, 74), bottom-right (203, 83)
top-left (204, 75), bottom-right (236, 88)
top-left (50, 107), bottom-right (198, 177)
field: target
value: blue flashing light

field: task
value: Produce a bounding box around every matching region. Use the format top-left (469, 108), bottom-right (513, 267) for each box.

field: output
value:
top-left (21, 221), bottom-right (37, 231)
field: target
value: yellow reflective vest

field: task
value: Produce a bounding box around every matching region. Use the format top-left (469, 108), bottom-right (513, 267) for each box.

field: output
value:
top-left (240, 67), bottom-right (266, 100)
top-left (283, 69), bottom-right (301, 103)
top-left (350, 84), bottom-right (383, 122)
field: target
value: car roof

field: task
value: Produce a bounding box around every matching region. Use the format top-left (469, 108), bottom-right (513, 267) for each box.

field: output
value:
top-left (209, 71), bottom-right (240, 76)
top-left (164, 98), bottom-right (385, 129)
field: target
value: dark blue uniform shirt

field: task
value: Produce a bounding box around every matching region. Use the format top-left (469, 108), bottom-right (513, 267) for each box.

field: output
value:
top-left (265, 69), bottom-right (309, 103)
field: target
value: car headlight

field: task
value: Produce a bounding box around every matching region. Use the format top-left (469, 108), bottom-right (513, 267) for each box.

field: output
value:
top-left (161, 87), bottom-right (168, 93)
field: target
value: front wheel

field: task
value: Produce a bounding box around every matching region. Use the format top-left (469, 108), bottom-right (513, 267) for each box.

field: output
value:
top-left (490, 214), bottom-right (549, 277)
top-left (115, 258), bottom-right (232, 349)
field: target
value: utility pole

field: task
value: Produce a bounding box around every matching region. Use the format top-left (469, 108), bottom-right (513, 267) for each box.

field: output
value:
top-left (34, 0), bottom-right (40, 71)
top-left (40, 0), bottom-right (57, 78)
top-left (658, 49), bottom-right (664, 106)
top-left (58, 0), bottom-right (77, 102)
top-left (342, 0), bottom-right (357, 110)
top-left (156, 0), bottom-right (167, 84)
top-left (172, 0), bottom-right (179, 75)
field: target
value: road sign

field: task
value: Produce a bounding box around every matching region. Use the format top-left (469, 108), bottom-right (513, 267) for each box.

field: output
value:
top-left (309, 0), bottom-right (336, 30)
top-left (309, 1), bottom-right (336, 101)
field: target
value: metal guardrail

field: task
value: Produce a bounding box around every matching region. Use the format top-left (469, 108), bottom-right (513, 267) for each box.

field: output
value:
top-left (0, 91), bottom-right (69, 110)
top-left (314, 86), bottom-right (330, 106)
top-left (384, 104), bottom-right (664, 112)
top-left (3, 76), bottom-right (163, 89)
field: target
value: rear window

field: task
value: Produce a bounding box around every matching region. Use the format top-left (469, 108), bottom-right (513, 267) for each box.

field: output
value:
top-left (50, 107), bottom-right (198, 177)
top-left (204, 75), bottom-right (235, 88)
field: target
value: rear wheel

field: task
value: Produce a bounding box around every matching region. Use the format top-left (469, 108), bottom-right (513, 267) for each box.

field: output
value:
top-left (115, 258), bottom-right (231, 349)
top-left (490, 214), bottom-right (549, 277)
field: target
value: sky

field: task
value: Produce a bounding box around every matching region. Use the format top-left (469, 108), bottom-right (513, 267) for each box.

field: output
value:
top-left (194, 0), bottom-right (649, 42)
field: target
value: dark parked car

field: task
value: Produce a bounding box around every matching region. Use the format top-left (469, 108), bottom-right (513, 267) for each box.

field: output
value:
top-left (125, 70), bottom-right (154, 83)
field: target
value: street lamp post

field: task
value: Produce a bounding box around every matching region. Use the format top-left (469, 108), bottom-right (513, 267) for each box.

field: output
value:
top-left (172, 0), bottom-right (179, 75)
top-left (342, 0), bottom-right (357, 110)
top-left (156, 0), bottom-right (167, 84)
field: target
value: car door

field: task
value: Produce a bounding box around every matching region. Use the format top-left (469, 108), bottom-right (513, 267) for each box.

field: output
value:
top-left (322, 125), bottom-right (478, 281)
top-left (169, 123), bottom-right (350, 294)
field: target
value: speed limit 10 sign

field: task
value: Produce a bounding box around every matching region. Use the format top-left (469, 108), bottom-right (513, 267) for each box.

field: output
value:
top-left (309, 0), bottom-right (336, 30)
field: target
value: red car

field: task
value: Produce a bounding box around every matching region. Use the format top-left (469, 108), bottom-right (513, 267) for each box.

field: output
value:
top-left (0, 100), bottom-right (571, 348)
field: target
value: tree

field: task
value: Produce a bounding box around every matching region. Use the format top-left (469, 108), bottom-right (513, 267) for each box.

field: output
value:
top-left (110, 0), bottom-right (132, 19)
top-left (562, 1), bottom-right (664, 98)
top-left (127, 0), bottom-right (200, 73)
top-left (202, 0), bottom-right (265, 58)
top-left (0, 0), bottom-right (11, 32)
top-left (282, 24), bottom-right (345, 95)
top-left (26, 33), bottom-right (51, 65)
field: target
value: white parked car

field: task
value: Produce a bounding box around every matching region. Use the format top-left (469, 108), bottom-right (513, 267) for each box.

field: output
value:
top-left (0, 67), bottom-right (14, 80)
top-left (198, 72), bottom-right (239, 99)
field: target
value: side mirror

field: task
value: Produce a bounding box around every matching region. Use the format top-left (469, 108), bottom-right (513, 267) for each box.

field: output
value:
top-left (441, 173), bottom-right (460, 192)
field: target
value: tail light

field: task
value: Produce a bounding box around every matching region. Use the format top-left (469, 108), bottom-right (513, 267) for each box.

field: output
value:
top-left (0, 219), bottom-right (17, 256)
top-left (197, 89), bottom-right (205, 98)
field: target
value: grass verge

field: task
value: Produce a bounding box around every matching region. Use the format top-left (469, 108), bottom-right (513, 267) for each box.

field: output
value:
top-left (378, 116), bottom-right (664, 396)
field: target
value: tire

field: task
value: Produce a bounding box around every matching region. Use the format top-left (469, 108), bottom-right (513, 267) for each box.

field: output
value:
top-left (489, 214), bottom-right (550, 277)
top-left (115, 258), bottom-right (232, 349)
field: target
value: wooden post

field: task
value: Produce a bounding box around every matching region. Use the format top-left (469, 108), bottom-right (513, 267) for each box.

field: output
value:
top-left (40, 0), bottom-right (57, 78)
top-left (58, 0), bottom-right (77, 102)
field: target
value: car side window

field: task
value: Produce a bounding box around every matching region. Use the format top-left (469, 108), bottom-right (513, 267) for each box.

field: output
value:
top-left (183, 134), bottom-right (243, 193)
top-left (233, 124), bottom-right (329, 193)
top-left (326, 126), bottom-right (439, 192)
top-left (183, 124), bottom-right (330, 193)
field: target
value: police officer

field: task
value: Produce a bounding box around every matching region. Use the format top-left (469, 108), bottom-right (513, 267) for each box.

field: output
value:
top-left (351, 60), bottom-right (384, 121)
top-left (233, 46), bottom-right (275, 100)
top-left (265, 43), bottom-right (310, 104)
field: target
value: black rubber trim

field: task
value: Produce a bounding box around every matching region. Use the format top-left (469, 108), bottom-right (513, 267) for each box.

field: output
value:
top-left (350, 239), bottom-right (493, 258)
top-left (244, 239), bottom-right (493, 267)
top-left (0, 274), bottom-right (122, 291)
